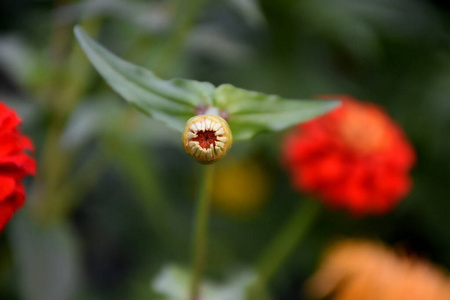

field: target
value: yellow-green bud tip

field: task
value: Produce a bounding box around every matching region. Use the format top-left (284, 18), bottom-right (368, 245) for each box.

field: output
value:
top-left (182, 115), bottom-right (233, 164)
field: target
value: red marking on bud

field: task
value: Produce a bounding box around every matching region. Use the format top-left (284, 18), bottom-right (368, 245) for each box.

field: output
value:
top-left (192, 130), bottom-right (217, 149)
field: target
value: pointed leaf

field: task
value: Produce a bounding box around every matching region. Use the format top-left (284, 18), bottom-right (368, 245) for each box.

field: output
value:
top-left (74, 26), bottom-right (215, 132)
top-left (213, 84), bottom-right (340, 141)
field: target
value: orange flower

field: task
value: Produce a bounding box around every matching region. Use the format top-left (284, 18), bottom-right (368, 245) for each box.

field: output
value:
top-left (305, 240), bottom-right (450, 300)
top-left (282, 96), bottom-right (415, 215)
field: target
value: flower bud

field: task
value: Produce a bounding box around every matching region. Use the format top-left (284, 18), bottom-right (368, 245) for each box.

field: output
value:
top-left (182, 115), bottom-right (233, 164)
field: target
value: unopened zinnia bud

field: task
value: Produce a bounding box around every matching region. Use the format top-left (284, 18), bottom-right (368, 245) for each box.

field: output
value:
top-left (182, 115), bottom-right (233, 164)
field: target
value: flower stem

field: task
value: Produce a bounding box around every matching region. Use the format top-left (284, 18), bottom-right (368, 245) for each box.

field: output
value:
top-left (189, 165), bottom-right (215, 300)
top-left (256, 199), bottom-right (321, 285)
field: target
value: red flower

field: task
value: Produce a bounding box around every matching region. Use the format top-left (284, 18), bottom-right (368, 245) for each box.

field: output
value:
top-left (0, 102), bottom-right (35, 230)
top-left (282, 96), bottom-right (415, 215)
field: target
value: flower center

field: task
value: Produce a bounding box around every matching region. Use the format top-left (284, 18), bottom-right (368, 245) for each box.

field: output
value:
top-left (338, 103), bottom-right (391, 154)
top-left (192, 130), bottom-right (217, 150)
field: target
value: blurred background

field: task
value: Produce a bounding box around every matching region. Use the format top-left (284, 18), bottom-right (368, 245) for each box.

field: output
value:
top-left (0, 0), bottom-right (450, 299)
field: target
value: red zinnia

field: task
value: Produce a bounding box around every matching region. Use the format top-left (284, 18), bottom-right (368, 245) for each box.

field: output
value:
top-left (0, 102), bottom-right (35, 231)
top-left (282, 96), bottom-right (415, 215)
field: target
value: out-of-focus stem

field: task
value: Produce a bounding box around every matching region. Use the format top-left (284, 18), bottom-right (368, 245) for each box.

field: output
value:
top-left (256, 199), bottom-right (321, 285)
top-left (154, 0), bottom-right (208, 76)
top-left (34, 15), bottom-right (102, 225)
top-left (189, 165), bottom-right (214, 300)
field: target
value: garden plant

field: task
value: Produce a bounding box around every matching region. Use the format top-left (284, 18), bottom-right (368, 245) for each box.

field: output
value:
top-left (1, 1), bottom-right (450, 300)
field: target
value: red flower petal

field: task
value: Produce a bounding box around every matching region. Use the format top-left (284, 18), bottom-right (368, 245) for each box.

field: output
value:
top-left (0, 103), bottom-right (21, 132)
top-left (0, 102), bottom-right (35, 231)
top-left (0, 176), bottom-right (16, 200)
top-left (0, 185), bottom-right (25, 231)
top-left (0, 205), bottom-right (14, 231)
top-left (0, 154), bottom-right (36, 177)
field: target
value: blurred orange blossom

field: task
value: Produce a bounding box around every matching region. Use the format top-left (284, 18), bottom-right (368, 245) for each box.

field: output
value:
top-left (306, 239), bottom-right (450, 300)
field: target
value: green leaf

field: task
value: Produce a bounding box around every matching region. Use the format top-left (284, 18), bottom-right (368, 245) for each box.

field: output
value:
top-left (213, 84), bottom-right (340, 141)
top-left (74, 26), bottom-right (215, 132)
top-left (75, 26), bottom-right (339, 142)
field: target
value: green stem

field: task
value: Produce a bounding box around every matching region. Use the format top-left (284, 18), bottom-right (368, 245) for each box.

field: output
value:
top-left (256, 199), bottom-right (321, 285)
top-left (190, 165), bottom-right (215, 300)
top-left (34, 16), bottom-right (102, 225)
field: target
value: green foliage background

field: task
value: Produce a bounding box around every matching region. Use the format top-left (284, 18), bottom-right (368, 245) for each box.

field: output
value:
top-left (0, 0), bottom-right (450, 299)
